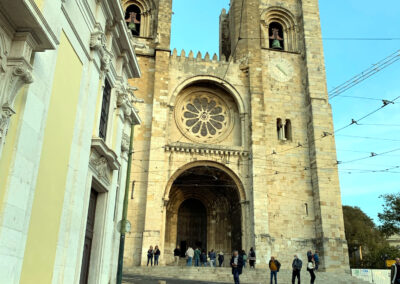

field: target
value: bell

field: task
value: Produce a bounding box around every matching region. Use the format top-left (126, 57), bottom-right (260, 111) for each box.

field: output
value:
top-left (271, 39), bottom-right (282, 49)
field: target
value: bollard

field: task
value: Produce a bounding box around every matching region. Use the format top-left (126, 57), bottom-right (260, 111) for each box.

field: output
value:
top-left (158, 281), bottom-right (166, 284)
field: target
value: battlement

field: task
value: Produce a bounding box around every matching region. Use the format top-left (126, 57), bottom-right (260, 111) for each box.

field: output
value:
top-left (170, 48), bottom-right (231, 64)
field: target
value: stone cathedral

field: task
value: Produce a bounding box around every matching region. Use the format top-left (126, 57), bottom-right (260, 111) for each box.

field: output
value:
top-left (124, 0), bottom-right (349, 271)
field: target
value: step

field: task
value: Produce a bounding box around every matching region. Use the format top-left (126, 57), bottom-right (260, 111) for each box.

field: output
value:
top-left (123, 266), bottom-right (371, 284)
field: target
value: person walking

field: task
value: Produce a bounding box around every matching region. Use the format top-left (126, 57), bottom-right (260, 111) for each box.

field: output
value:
top-left (218, 251), bottom-right (225, 267)
top-left (153, 245), bottom-right (160, 265)
top-left (249, 247), bottom-right (256, 269)
top-left (173, 246), bottom-right (181, 265)
top-left (209, 249), bottom-right (216, 267)
top-left (292, 254), bottom-right (302, 284)
top-left (147, 246), bottom-right (154, 266)
top-left (269, 256), bottom-right (281, 284)
top-left (391, 258), bottom-right (400, 284)
top-left (230, 250), bottom-right (244, 284)
top-left (186, 246), bottom-right (194, 266)
top-left (307, 257), bottom-right (316, 284)
top-left (194, 247), bottom-right (201, 267)
top-left (241, 250), bottom-right (247, 269)
top-left (313, 250), bottom-right (319, 271)
top-left (200, 249), bottom-right (207, 267)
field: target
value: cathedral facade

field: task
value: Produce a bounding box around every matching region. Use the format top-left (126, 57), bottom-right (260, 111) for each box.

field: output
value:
top-left (126, 0), bottom-right (349, 271)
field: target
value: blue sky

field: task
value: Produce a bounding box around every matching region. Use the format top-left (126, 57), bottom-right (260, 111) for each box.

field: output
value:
top-left (170, 0), bottom-right (400, 222)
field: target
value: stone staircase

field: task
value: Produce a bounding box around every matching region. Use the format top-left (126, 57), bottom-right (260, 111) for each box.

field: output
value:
top-left (124, 266), bottom-right (371, 284)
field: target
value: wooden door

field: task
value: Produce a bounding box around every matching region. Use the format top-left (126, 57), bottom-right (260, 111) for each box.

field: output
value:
top-left (79, 189), bottom-right (98, 284)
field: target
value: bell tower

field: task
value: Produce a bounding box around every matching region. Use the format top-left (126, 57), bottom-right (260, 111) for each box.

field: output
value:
top-left (219, 0), bottom-right (349, 271)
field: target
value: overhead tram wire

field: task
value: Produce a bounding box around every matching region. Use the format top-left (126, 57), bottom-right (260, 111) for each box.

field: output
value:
top-left (328, 49), bottom-right (400, 100)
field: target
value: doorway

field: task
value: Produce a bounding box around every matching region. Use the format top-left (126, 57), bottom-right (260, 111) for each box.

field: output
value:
top-left (79, 188), bottom-right (98, 284)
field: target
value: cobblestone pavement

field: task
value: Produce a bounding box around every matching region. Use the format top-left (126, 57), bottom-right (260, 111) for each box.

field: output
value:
top-left (123, 274), bottom-right (231, 284)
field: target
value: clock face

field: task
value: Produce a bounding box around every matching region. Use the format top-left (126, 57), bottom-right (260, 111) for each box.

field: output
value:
top-left (269, 58), bottom-right (294, 82)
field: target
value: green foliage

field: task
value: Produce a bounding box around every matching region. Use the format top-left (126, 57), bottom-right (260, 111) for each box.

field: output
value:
top-left (378, 193), bottom-right (400, 237)
top-left (343, 205), bottom-right (398, 268)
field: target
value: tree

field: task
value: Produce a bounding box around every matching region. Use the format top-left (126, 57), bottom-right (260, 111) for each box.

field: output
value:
top-left (378, 193), bottom-right (400, 237)
top-left (343, 205), bottom-right (400, 268)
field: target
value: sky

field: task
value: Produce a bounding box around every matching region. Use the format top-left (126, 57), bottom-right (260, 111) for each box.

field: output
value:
top-left (170, 0), bottom-right (400, 223)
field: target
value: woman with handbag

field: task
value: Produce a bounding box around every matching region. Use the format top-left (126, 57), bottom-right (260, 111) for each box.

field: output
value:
top-left (249, 247), bottom-right (256, 269)
top-left (307, 256), bottom-right (316, 284)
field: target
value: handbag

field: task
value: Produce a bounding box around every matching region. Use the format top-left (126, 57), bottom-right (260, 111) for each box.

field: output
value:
top-left (307, 262), bottom-right (314, 270)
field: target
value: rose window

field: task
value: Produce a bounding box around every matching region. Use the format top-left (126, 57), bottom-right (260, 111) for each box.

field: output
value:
top-left (175, 92), bottom-right (233, 143)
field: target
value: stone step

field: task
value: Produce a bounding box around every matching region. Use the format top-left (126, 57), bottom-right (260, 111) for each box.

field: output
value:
top-left (124, 266), bottom-right (371, 284)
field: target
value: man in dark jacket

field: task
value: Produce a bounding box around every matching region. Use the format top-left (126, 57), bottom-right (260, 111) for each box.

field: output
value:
top-left (292, 254), bottom-right (302, 284)
top-left (230, 250), bottom-right (244, 284)
top-left (173, 246), bottom-right (181, 265)
top-left (391, 258), bottom-right (400, 284)
top-left (269, 256), bottom-right (281, 284)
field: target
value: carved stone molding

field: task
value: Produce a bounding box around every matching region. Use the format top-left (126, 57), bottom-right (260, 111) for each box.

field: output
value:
top-left (90, 137), bottom-right (121, 188)
top-left (90, 23), bottom-right (113, 72)
top-left (165, 143), bottom-right (249, 157)
top-left (115, 79), bottom-right (143, 123)
top-left (0, 105), bottom-right (16, 140)
top-left (121, 133), bottom-right (130, 152)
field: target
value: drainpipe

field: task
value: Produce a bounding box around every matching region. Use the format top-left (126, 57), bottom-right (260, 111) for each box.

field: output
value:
top-left (116, 121), bottom-right (135, 284)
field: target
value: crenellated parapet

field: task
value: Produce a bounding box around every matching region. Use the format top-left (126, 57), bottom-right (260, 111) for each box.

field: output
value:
top-left (169, 48), bottom-right (246, 78)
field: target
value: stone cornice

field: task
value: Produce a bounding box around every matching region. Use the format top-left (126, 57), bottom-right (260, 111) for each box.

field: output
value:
top-left (91, 137), bottom-right (120, 170)
top-left (165, 143), bottom-right (249, 157)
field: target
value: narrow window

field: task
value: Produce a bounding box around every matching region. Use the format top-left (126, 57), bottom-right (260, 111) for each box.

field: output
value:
top-left (125, 5), bottom-right (141, 36)
top-left (277, 118), bottom-right (284, 140)
top-left (99, 79), bottom-right (111, 140)
top-left (285, 119), bottom-right (292, 141)
top-left (269, 22), bottom-right (284, 50)
top-left (305, 203), bottom-right (309, 216)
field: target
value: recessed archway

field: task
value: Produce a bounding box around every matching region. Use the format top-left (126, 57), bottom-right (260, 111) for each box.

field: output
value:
top-left (164, 164), bottom-right (244, 265)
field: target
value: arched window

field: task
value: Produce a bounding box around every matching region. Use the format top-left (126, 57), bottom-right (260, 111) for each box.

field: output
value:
top-left (284, 119), bottom-right (292, 141)
top-left (269, 22), bottom-right (284, 50)
top-left (125, 5), bottom-right (141, 36)
top-left (277, 118), bottom-right (284, 140)
top-left (261, 7), bottom-right (299, 52)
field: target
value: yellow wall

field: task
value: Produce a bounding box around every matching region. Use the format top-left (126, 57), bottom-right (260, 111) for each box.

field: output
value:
top-left (0, 87), bottom-right (28, 215)
top-left (20, 31), bottom-right (83, 284)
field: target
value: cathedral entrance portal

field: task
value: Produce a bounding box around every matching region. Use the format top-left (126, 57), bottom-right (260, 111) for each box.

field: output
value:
top-left (165, 164), bottom-right (243, 264)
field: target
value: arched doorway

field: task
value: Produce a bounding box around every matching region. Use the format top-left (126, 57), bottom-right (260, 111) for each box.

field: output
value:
top-left (177, 199), bottom-right (207, 256)
top-left (164, 165), bottom-right (243, 264)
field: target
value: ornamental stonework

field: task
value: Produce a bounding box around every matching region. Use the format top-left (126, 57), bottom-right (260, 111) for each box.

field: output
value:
top-left (174, 90), bottom-right (233, 143)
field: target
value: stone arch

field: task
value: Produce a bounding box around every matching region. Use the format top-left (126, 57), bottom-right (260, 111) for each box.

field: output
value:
top-left (163, 160), bottom-right (247, 203)
top-left (261, 7), bottom-right (299, 52)
top-left (122, 0), bottom-right (156, 37)
top-left (163, 161), bottom-right (247, 264)
top-left (169, 75), bottom-right (247, 115)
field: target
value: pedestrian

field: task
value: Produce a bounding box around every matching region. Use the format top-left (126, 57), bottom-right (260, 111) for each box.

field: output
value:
top-left (313, 250), bottom-right (319, 271)
top-left (307, 256), bottom-right (316, 284)
top-left (249, 247), bottom-right (256, 269)
top-left (153, 245), bottom-right (160, 265)
top-left (230, 250), bottom-right (244, 284)
top-left (306, 250), bottom-right (312, 262)
top-left (391, 258), bottom-right (400, 284)
top-left (194, 247), bottom-right (201, 267)
top-left (292, 254), bottom-right (302, 284)
top-left (269, 256), bottom-right (281, 284)
top-left (173, 246), bottom-right (181, 265)
top-left (209, 249), bottom-right (216, 267)
top-left (241, 250), bottom-right (247, 268)
top-left (218, 251), bottom-right (224, 267)
top-left (147, 246), bottom-right (154, 266)
top-left (200, 249), bottom-right (207, 267)
top-left (186, 246), bottom-right (194, 266)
